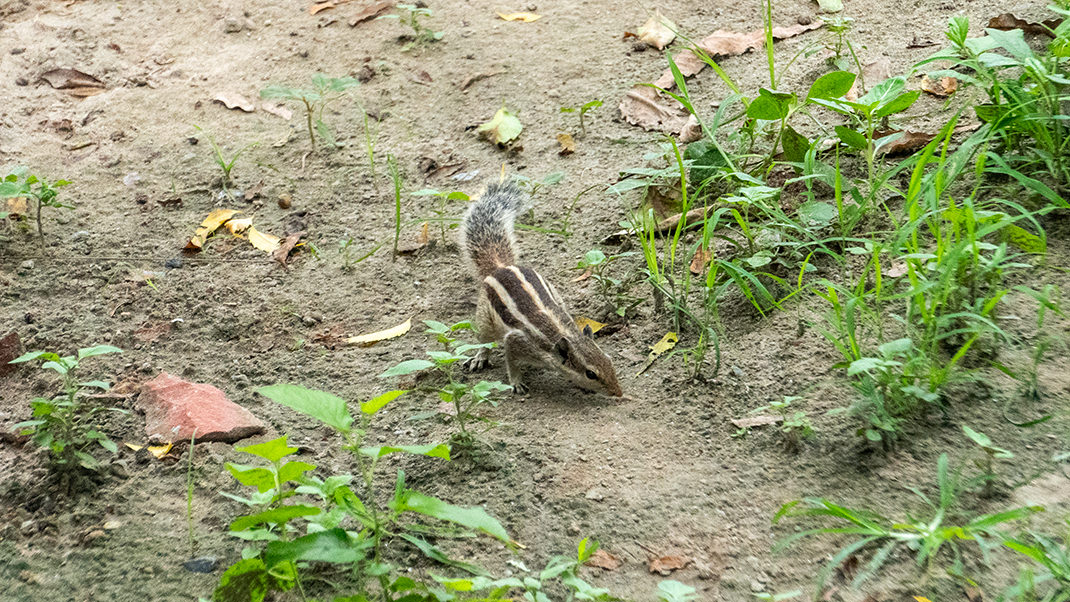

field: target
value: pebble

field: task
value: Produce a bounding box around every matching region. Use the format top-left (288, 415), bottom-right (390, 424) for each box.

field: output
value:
top-left (164, 258), bottom-right (183, 269)
top-left (182, 556), bottom-right (219, 573)
top-left (584, 487), bottom-right (605, 501)
top-left (15, 77), bottom-right (28, 86)
top-left (18, 260), bottom-right (33, 272)
top-left (223, 17), bottom-right (244, 33)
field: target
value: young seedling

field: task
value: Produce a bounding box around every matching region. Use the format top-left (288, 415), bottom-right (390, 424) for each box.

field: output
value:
top-left (388, 153), bottom-right (403, 261)
top-left (560, 99), bottom-right (603, 137)
top-left (963, 426), bottom-right (1014, 498)
top-left (575, 249), bottom-right (643, 318)
top-left (380, 3), bottom-right (444, 51)
top-left (749, 396), bottom-right (814, 452)
top-left (0, 167), bottom-right (72, 240)
top-left (8, 345), bottom-right (125, 484)
top-left (380, 320), bottom-right (510, 448)
top-left (260, 74), bottom-right (361, 151)
top-left (192, 126), bottom-right (257, 198)
top-left (338, 237), bottom-right (380, 271)
top-left (410, 187), bottom-right (470, 243)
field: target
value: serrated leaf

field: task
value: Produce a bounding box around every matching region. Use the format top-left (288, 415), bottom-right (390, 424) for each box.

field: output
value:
top-left (258, 385), bottom-right (353, 433)
top-left (263, 528), bottom-right (369, 568)
top-left (236, 436), bottom-right (299, 463)
top-left (360, 390), bottom-right (407, 415)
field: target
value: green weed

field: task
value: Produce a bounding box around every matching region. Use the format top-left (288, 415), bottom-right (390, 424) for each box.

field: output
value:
top-left (380, 4), bottom-right (444, 51)
top-left (410, 187), bottom-right (470, 243)
top-left (260, 74), bottom-right (361, 151)
top-left (560, 99), bottom-right (603, 137)
top-left (192, 126), bottom-right (257, 198)
top-left (575, 249), bottom-right (644, 318)
top-left (0, 167), bottom-right (72, 240)
top-left (748, 396), bottom-right (814, 452)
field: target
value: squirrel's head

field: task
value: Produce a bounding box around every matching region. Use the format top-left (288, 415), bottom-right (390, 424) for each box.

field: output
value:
top-left (552, 325), bottom-right (623, 397)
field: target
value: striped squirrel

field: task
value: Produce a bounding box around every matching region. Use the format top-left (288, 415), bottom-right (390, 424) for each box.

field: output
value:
top-left (459, 182), bottom-right (623, 397)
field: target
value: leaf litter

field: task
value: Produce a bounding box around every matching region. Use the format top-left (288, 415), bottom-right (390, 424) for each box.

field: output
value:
top-left (477, 106), bottom-right (523, 146)
top-left (497, 12), bottom-right (541, 22)
top-left (185, 208), bottom-right (297, 259)
top-left (347, 318), bottom-right (413, 347)
top-left (637, 11), bottom-right (677, 50)
top-left (636, 332), bottom-right (678, 375)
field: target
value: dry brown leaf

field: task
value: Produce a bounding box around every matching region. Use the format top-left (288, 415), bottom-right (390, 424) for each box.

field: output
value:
top-left (261, 102), bottom-right (293, 120)
top-left (416, 221), bottom-right (431, 245)
top-left (411, 70), bottom-right (433, 85)
top-left (884, 262), bottom-right (908, 278)
top-left (248, 226), bottom-right (281, 253)
top-left (68, 87), bottom-right (106, 97)
top-left (347, 318), bottom-right (413, 347)
top-left (497, 12), bottom-right (541, 22)
top-left (586, 549), bottom-right (623, 571)
top-left (349, 0), bottom-right (395, 26)
top-left (846, 58), bottom-right (894, 101)
top-left (574, 316), bottom-right (606, 334)
top-left (638, 11), bottom-right (677, 50)
top-left (572, 269), bottom-right (592, 282)
top-left (5, 197), bottom-right (29, 217)
top-left (731, 415), bottom-right (783, 429)
top-left (921, 75), bottom-right (957, 97)
top-left (309, 1), bottom-right (336, 15)
top-left (223, 217), bottom-right (253, 235)
top-left (244, 180), bottom-right (264, 202)
top-left (678, 114), bottom-right (703, 143)
top-left (876, 122), bottom-right (981, 155)
top-left (40, 68), bottom-right (105, 90)
top-left (213, 93), bottom-right (256, 113)
top-left (648, 554), bottom-right (691, 576)
top-left (689, 247), bottom-right (713, 275)
top-left (988, 13), bottom-right (1060, 35)
top-left (186, 208), bottom-right (240, 250)
top-left (460, 70), bottom-right (502, 91)
top-left (618, 85), bottom-right (690, 133)
top-left (272, 231), bottom-right (304, 264)
top-left (557, 132), bottom-right (576, 155)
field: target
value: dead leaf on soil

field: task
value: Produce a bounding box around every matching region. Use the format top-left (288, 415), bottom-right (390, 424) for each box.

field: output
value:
top-left (40, 68), bottom-right (105, 90)
top-left (497, 12), bottom-right (541, 22)
top-left (5, 197), bottom-right (29, 217)
top-left (678, 113), bottom-right (702, 143)
top-left (186, 208), bottom-right (240, 250)
top-left (272, 231), bottom-right (305, 265)
top-left (349, 0), bottom-right (394, 26)
top-left (248, 226), bottom-right (281, 253)
top-left (477, 106), bottom-right (523, 146)
top-left (876, 122), bottom-right (981, 155)
top-left (921, 75), bottom-right (957, 96)
top-left (638, 11), bottom-right (677, 50)
top-left (884, 262), bottom-right (908, 278)
top-left (309, 0), bottom-right (345, 15)
top-left (67, 87), bottom-right (107, 97)
top-left (133, 321), bottom-right (172, 343)
top-left (223, 217), bottom-right (253, 235)
top-left (213, 92), bottom-right (256, 113)
top-left (636, 331), bottom-right (678, 376)
top-left (689, 247), bottom-right (712, 275)
top-left (731, 415), bottom-right (783, 429)
top-left (244, 180), bottom-right (265, 202)
top-left (124, 441), bottom-right (173, 459)
top-left (574, 316), bottom-right (605, 334)
top-left (261, 102), bottom-right (293, 120)
top-left (846, 58), bottom-right (893, 101)
top-left (620, 21), bottom-right (821, 133)
top-left (416, 221), bottom-right (431, 245)
top-left (347, 317), bottom-right (413, 347)
top-left (648, 554), bottom-right (690, 576)
top-left (572, 269), bottom-right (592, 282)
top-left (411, 70), bottom-right (433, 85)
top-left (586, 549), bottom-right (623, 571)
top-left (460, 70), bottom-right (503, 91)
top-left (988, 13), bottom-right (1060, 35)
top-left (557, 132), bottom-right (576, 155)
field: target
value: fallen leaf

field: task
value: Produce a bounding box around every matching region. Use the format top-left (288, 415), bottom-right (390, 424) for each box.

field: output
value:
top-left (68, 87), bottom-right (106, 97)
top-left (40, 68), bottom-right (105, 90)
top-left (636, 332), bottom-right (678, 375)
top-left (731, 415), bottom-right (784, 429)
top-left (497, 12), bottom-right (541, 22)
top-left (124, 441), bottom-right (173, 458)
top-left (436, 401), bottom-right (458, 416)
top-left (914, 598), bottom-right (934, 602)
top-left (248, 226), bottom-right (281, 253)
top-left (876, 122), bottom-right (980, 155)
top-left (347, 318), bottom-right (413, 347)
top-left (416, 222), bottom-right (430, 245)
top-left (261, 102), bottom-right (293, 120)
top-left (586, 549), bottom-right (622, 571)
top-left (186, 208), bottom-right (240, 250)
top-left (272, 231), bottom-right (305, 265)
top-left (349, 0), bottom-right (394, 26)
top-left (638, 11), bottom-right (677, 50)
top-left (5, 197), bottom-right (29, 217)
top-left (921, 75), bottom-right (957, 97)
top-left (213, 93), bottom-right (256, 113)
top-left (411, 70), bottom-right (433, 85)
top-left (223, 217), bottom-right (253, 235)
top-left (678, 113), bottom-right (702, 143)
top-left (309, 1), bottom-right (336, 15)
top-left (574, 317), bottom-right (606, 334)
top-left (620, 21), bottom-right (821, 133)
top-left (244, 181), bottom-right (264, 202)
top-left (988, 13), bottom-right (1060, 35)
top-left (572, 268), bottom-right (592, 282)
top-left (689, 247), bottom-right (712, 275)
top-left (884, 262), bottom-right (908, 278)
top-left (557, 132), bottom-right (576, 155)
top-left (837, 554), bottom-right (860, 581)
top-left (815, 0), bottom-right (843, 12)
top-left (648, 554), bottom-right (690, 576)
top-left (477, 106), bottom-right (523, 145)
top-left (460, 70), bottom-right (502, 91)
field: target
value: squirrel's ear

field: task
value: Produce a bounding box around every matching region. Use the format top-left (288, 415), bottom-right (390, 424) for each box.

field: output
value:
top-left (581, 324), bottom-right (594, 338)
top-left (554, 338), bottom-right (570, 363)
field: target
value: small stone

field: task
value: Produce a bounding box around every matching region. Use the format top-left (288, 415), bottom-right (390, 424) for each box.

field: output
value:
top-left (584, 487), bottom-right (605, 502)
top-left (277, 194), bottom-right (292, 209)
top-left (18, 260), bottom-right (33, 271)
top-left (10, 48), bottom-right (25, 55)
top-left (103, 519), bottom-right (122, 530)
top-left (19, 520), bottom-right (36, 537)
top-left (15, 77), bottom-right (28, 86)
top-left (18, 571), bottom-right (43, 585)
top-left (567, 522), bottom-right (580, 535)
top-left (82, 529), bottom-right (107, 544)
top-left (223, 17), bottom-right (244, 33)
top-left (183, 556), bottom-right (219, 573)
top-left (138, 372), bottom-right (265, 443)
top-left (164, 258), bottom-right (183, 269)
top-left (750, 580), bottom-right (765, 593)
top-left (301, 315), bottom-right (317, 327)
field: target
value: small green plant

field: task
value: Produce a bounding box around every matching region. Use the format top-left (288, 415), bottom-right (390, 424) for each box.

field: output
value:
top-left (819, 15), bottom-right (863, 74)
top-left (560, 99), bottom-right (603, 137)
top-left (0, 167), bottom-right (72, 240)
top-left (963, 425), bottom-right (1014, 498)
top-left (748, 396), bottom-right (813, 451)
top-left (380, 3), bottom-right (444, 51)
top-left (9, 345), bottom-right (124, 474)
top-left (575, 249), bottom-right (643, 318)
top-left (411, 188), bottom-right (471, 243)
top-left (338, 237), bottom-right (380, 271)
top-left (1001, 519), bottom-right (1070, 602)
top-left (774, 454), bottom-right (1041, 597)
top-left (260, 74), bottom-right (361, 151)
top-left (380, 320), bottom-right (510, 447)
top-left (192, 126), bottom-right (257, 198)
top-left (658, 580), bottom-right (699, 602)
top-left (389, 153), bottom-right (403, 261)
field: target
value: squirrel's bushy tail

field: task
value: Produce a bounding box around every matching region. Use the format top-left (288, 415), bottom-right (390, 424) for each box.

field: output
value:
top-left (460, 181), bottom-right (527, 278)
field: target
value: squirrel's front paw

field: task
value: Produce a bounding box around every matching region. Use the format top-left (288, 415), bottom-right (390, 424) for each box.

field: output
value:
top-left (511, 381), bottom-right (529, 395)
top-left (464, 348), bottom-right (491, 372)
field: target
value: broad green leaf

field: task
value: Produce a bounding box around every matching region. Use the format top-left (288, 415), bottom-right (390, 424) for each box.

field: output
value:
top-left (263, 528), bottom-right (369, 567)
top-left (79, 380), bottom-right (111, 390)
top-left (359, 443), bottom-right (451, 460)
top-left (379, 359), bottom-right (434, 378)
top-left (858, 77), bottom-right (905, 108)
top-left (477, 106), bottom-right (523, 145)
top-left (796, 201), bottom-right (836, 226)
top-left (236, 436), bottom-right (299, 463)
top-left (230, 505), bottom-right (321, 532)
top-left (1002, 224), bottom-right (1046, 254)
top-left (781, 125), bottom-right (810, 163)
top-left (873, 90), bottom-right (920, 118)
top-left (77, 345), bottom-right (123, 360)
top-left (395, 491), bottom-right (509, 542)
top-left (877, 338), bottom-right (912, 356)
top-left (277, 461), bottom-right (316, 484)
top-left (835, 125), bottom-right (868, 150)
top-left (212, 558), bottom-right (271, 602)
top-left (260, 85), bottom-right (312, 101)
top-left (806, 71), bottom-right (855, 101)
top-left (398, 533), bottom-right (491, 576)
top-left (258, 384), bottom-right (353, 433)
top-left (986, 27), bottom-right (1034, 62)
top-left (962, 425), bottom-right (992, 447)
top-left (746, 90), bottom-right (790, 121)
top-left (847, 357), bottom-right (883, 376)
top-left (226, 463), bottom-right (278, 492)
top-left (8, 351), bottom-right (57, 364)
top-left (360, 390), bottom-right (407, 415)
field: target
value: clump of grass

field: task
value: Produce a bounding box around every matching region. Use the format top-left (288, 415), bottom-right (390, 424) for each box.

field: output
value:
top-left (0, 167), bottom-right (72, 240)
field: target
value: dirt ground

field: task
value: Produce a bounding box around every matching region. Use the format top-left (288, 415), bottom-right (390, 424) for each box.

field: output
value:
top-left (1, 0), bottom-right (1069, 601)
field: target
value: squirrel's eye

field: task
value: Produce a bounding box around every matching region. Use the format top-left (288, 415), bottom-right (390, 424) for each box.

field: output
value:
top-left (584, 369), bottom-right (598, 380)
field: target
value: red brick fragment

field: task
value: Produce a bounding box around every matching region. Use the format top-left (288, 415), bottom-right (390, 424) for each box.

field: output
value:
top-left (138, 372), bottom-right (264, 443)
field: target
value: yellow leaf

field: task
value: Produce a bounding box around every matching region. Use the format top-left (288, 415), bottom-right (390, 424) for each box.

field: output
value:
top-left (574, 316), bottom-right (605, 334)
top-left (497, 11), bottom-right (541, 22)
top-left (125, 442), bottom-right (141, 452)
top-left (347, 318), bottom-right (413, 347)
top-left (557, 132), bottom-right (576, 155)
top-left (248, 226), bottom-right (281, 253)
top-left (186, 208), bottom-right (240, 250)
top-left (224, 217), bottom-right (253, 235)
top-left (636, 332), bottom-right (677, 375)
top-left (914, 598), bottom-right (933, 602)
top-left (124, 441), bottom-right (173, 458)
top-left (5, 197), bottom-right (29, 216)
